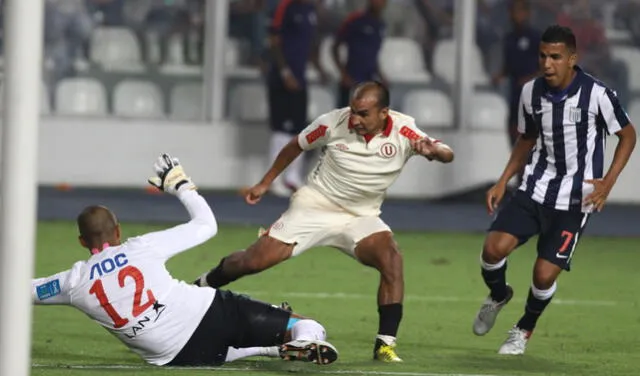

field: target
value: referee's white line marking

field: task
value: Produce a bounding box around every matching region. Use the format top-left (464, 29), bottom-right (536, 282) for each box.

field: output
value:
top-left (31, 364), bottom-right (499, 376)
top-left (240, 291), bottom-right (618, 307)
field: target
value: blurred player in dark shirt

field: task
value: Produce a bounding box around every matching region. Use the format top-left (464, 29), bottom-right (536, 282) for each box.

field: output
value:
top-left (332, 0), bottom-right (387, 108)
top-left (267, 0), bottom-right (327, 196)
top-left (492, 0), bottom-right (540, 147)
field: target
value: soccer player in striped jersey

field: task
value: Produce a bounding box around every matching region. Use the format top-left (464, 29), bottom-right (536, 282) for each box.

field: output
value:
top-left (472, 25), bottom-right (636, 355)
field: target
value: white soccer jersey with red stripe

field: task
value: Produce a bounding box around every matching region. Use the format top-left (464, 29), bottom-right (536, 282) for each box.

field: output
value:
top-left (32, 190), bottom-right (218, 366)
top-left (298, 107), bottom-right (442, 216)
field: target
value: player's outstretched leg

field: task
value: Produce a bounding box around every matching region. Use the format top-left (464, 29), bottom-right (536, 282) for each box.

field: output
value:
top-left (194, 236), bottom-right (295, 288)
top-left (280, 319), bottom-right (338, 365)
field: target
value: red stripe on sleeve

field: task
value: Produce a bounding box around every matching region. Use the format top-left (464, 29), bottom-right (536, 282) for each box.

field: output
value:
top-left (272, 0), bottom-right (294, 31)
top-left (336, 11), bottom-right (363, 39)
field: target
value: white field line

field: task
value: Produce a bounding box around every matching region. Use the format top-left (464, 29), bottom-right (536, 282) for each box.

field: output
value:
top-left (240, 291), bottom-right (618, 307)
top-left (31, 364), bottom-right (500, 376)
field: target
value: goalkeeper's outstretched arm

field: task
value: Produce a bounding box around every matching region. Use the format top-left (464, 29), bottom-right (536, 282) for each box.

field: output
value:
top-left (143, 154), bottom-right (218, 260)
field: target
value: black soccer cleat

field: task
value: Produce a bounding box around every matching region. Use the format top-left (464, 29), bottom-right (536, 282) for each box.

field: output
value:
top-left (279, 340), bottom-right (338, 365)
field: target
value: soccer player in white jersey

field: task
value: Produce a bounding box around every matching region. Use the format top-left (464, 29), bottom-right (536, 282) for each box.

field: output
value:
top-left (472, 25), bottom-right (636, 355)
top-left (32, 154), bottom-right (339, 367)
top-left (194, 81), bottom-right (455, 362)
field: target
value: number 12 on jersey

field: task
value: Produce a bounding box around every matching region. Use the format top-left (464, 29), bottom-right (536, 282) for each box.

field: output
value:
top-left (89, 265), bottom-right (157, 328)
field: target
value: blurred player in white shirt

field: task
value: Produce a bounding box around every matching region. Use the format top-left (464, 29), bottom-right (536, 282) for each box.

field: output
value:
top-left (194, 81), bottom-right (454, 362)
top-left (32, 154), bottom-right (339, 367)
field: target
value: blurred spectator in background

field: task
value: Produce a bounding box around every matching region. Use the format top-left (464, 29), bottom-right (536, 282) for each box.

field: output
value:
top-left (229, 0), bottom-right (267, 66)
top-left (492, 0), bottom-right (540, 147)
top-left (86, 0), bottom-right (125, 26)
top-left (412, 0), bottom-right (452, 72)
top-left (556, 0), bottom-right (625, 98)
top-left (266, 0), bottom-right (328, 197)
top-left (332, 0), bottom-right (387, 108)
top-left (44, 0), bottom-right (94, 86)
top-left (121, 0), bottom-right (195, 65)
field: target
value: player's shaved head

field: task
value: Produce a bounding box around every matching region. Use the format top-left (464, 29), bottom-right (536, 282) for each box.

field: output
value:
top-left (77, 205), bottom-right (121, 250)
top-left (352, 81), bottom-right (390, 109)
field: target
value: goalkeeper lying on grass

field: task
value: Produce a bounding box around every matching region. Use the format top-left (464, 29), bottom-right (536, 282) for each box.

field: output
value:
top-left (31, 153), bottom-right (338, 367)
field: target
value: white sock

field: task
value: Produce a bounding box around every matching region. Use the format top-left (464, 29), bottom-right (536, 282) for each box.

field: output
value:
top-left (224, 346), bottom-right (279, 362)
top-left (291, 319), bottom-right (327, 341)
top-left (376, 334), bottom-right (396, 346)
top-left (531, 282), bottom-right (557, 300)
top-left (480, 256), bottom-right (506, 271)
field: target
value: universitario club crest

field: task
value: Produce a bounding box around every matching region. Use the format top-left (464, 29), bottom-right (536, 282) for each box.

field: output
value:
top-left (379, 143), bottom-right (397, 158)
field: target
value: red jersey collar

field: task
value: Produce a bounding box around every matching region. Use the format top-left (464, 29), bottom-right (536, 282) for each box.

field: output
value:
top-left (349, 115), bottom-right (393, 142)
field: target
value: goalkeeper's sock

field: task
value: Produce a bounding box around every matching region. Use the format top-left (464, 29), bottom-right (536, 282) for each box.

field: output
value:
top-left (194, 257), bottom-right (237, 288)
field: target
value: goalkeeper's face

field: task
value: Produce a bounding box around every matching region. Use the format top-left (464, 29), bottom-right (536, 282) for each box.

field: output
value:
top-left (349, 95), bottom-right (389, 136)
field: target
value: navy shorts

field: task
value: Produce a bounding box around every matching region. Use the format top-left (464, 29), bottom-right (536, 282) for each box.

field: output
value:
top-left (489, 190), bottom-right (591, 271)
top-left (167, 289), bottom-right (291, 366)
top-left (267, 76), bottom-right (308, 135)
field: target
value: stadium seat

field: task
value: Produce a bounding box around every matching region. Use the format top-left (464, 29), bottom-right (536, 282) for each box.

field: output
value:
top-left (170, 83), bottom-right (204, 120)
top-left (229, 83), bottom-right (268, 122)
top-left (471, 92), bottom-right (508, 131)
top-left (401, 89), bottom-right (453, 129)
top-left (433, 39), bottom-right (489, 85)
top-left (612, 46), bottom-right (640, 90)
top-left (379, 38), bottom-right (431, 83)
top-left (166, 34), bottom-right (186, 65)
top-left (113, 80), bottom-right (165, 118)
top-left (308, 86), bottom-right (334, 121)
top-left (55, 77), bottom-right (108, 116)
top-left (90, 27), bottom-right (145, 72)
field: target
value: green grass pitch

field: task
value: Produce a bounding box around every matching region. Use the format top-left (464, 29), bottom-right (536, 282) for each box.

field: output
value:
top-left (31, 221), bottom-right (640, 376)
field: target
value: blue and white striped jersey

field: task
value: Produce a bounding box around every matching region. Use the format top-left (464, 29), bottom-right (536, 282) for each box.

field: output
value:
top-left (517, 66), bottom-right (631, 213)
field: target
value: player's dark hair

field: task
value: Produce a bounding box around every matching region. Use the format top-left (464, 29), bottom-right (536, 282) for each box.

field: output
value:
top-left (77, 205), bottom-right (119, 248)
top-left (353, 81), bottom-right (390, 109)
top-left (541, 25), bottom-right (577, 53)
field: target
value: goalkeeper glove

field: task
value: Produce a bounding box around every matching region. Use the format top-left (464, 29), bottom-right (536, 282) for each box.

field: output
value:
top-left (148, 153), bottom-right (197, 195)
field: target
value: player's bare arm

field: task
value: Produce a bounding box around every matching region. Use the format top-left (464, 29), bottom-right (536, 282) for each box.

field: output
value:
top-left (244, 138), bottom-right (304, 204)
top-left (486, 135), bottom-right (537, 214)
top-left (584, 124), bottom-right (636, 211)
top-left (410, 138), bottom-right (454, 163)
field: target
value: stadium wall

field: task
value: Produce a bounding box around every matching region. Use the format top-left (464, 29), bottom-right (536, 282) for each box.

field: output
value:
top-left (6, 117), bottom-right (640, 203)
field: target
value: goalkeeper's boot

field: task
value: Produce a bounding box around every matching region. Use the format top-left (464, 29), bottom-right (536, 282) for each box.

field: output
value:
top-left (473, 284), bottom-right (514, 336)
top-left (279, 339), bottom-right (338, 365)
top-left (373, 338), bottom-right (403, 362)
top-left (498, 326), bottom-right (531, 355)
